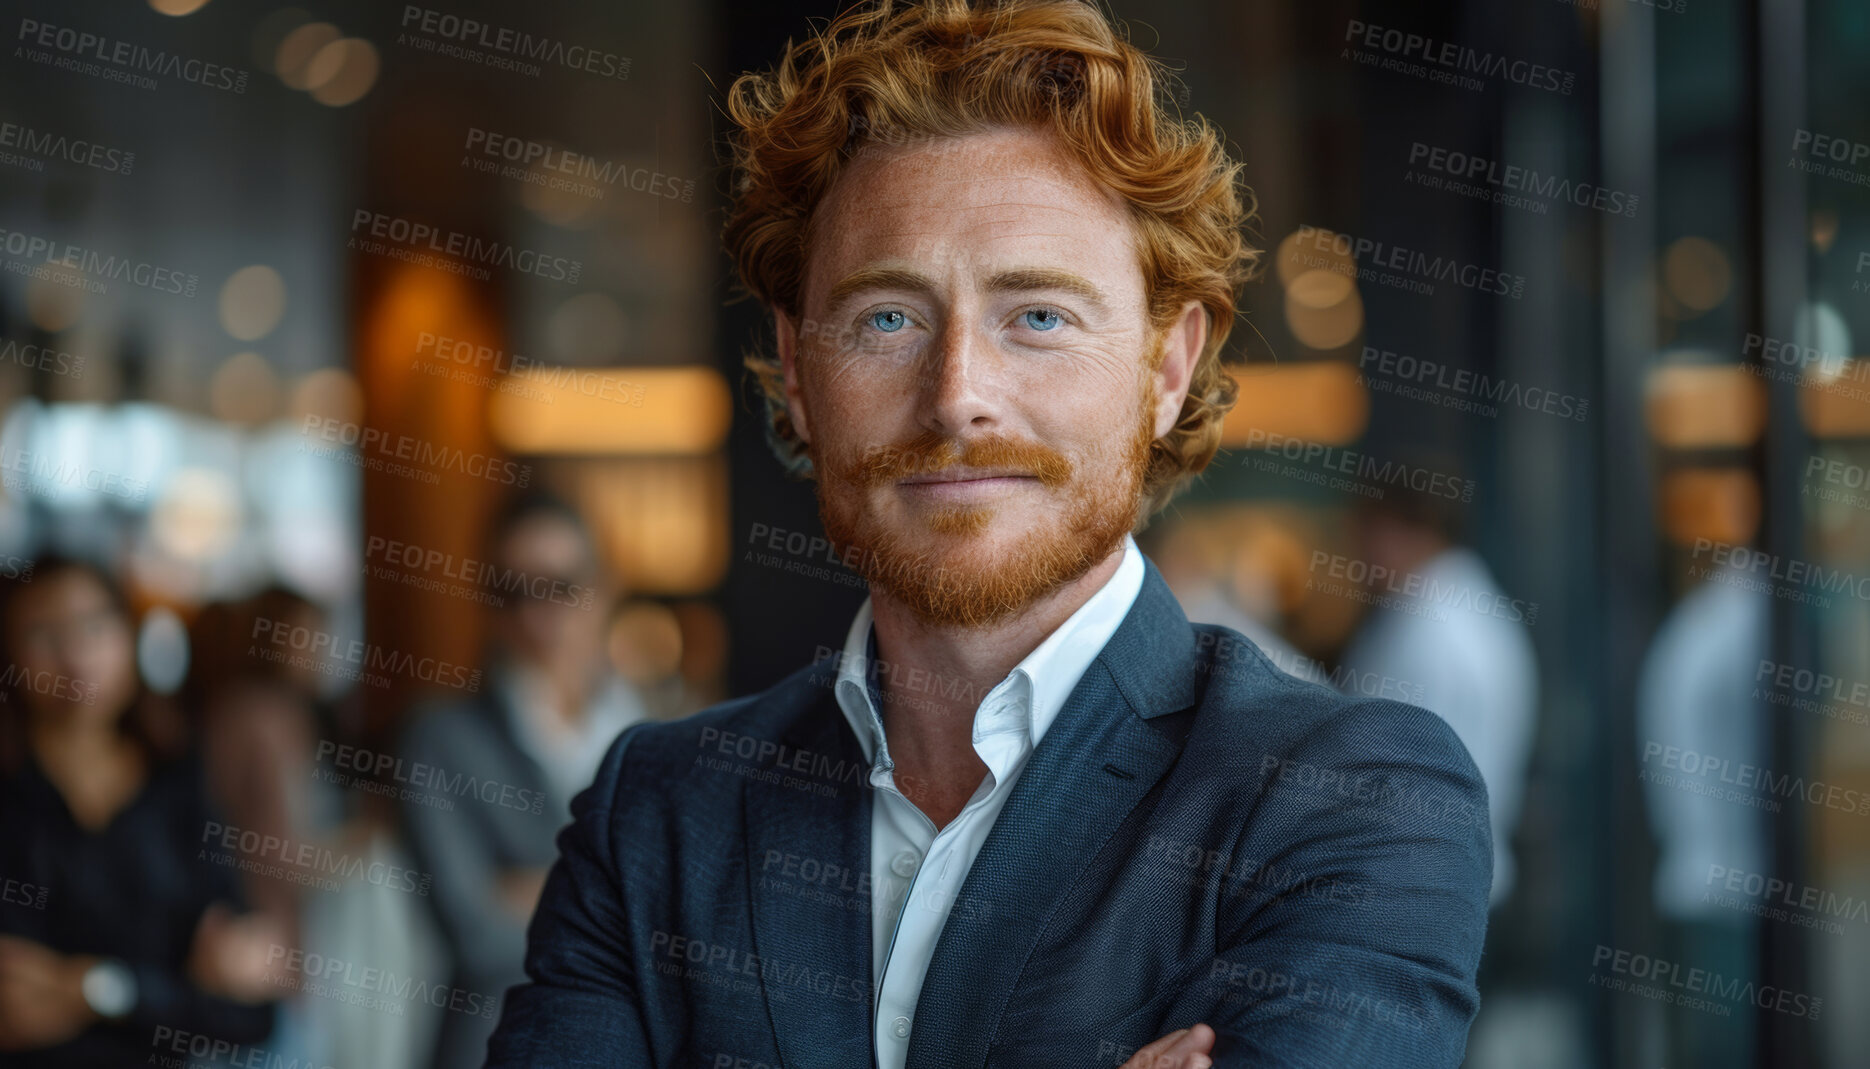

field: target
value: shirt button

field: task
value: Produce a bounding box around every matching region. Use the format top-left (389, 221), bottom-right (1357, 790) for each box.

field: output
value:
top-left (891, 851), bottom-right (920, 878)
top-left (892, 1015), bottom-right (911, 1038)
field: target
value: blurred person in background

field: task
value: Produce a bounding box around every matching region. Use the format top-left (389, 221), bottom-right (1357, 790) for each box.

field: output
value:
top-left (1147, 512), bottom-right (1308, 672)
top-left (186, 584), bottom-right (443, 1069)
top-left (183, 587), bottom-right (333, 962)
top-left (605, 597), bottom-right (714, 721)
top-left (398, 492), bottom-right (649, 1069)
top-left (0, 554), bottom-right (278, 1065)
top-left (1338, 482), bottom-right (1539, 909)
top-left (1635, 558), bottom-right (1768, 1069)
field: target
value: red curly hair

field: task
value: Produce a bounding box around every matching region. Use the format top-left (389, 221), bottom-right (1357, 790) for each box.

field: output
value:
top-left (723, 0), bottom-right (1258, 517)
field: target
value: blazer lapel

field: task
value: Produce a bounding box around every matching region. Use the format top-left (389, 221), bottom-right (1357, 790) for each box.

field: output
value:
top-left (905, 561), bottom-right (1201, 1069)
top-left (742, 679), bottom-right (877, 1068)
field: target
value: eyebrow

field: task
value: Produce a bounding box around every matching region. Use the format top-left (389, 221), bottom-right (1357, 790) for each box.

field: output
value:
top-left (822, 264), bottom-right (1111, 312)
top-left (824, 267), bottom-right (934, 309)
top-left (985, 267), bottom-right (1109, 311)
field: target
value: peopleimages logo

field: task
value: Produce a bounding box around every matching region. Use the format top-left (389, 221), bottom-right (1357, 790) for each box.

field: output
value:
top-left (1239, 429), bottom-right (1478, 502)
top-left (1291, 225), bottom-right (1526, 299)
top-left (1590, 945), bottom-right (1822, 1020)
top-left (250, 616), bottom-right (483, 693)
top-left (398, 5), bottom-right (631, 81)
top-left (299, 414), bottom-right (531, 488)
top-left (0, 119), bottom-right (133, 175)
top-left (149, 1028), bottom-right (334, 1069)
top-left (462, 127), bottom-right (695, 203)
top-left (1689, 538), bottom-right (1870, 605)
top-left (366, 534), bottom-right (597, 609)
top-left (1342, 19), bottom-right (1576, 96)
top-left (1406, 141), bottom-right (1638, 218)
top-left (200, 820), bottom-right (433, 897)
top-left (0, 226), bottom-right (199, 297)
top-left (14, 18), bottom-right (250, 94)
top-left (264, 945), bottom-right (500, 1020)
top-left (1358, 345), bottom-right (1589, 422)
top-left (315, 740), bottom-right (545, 816)
top-left (348, 209), bottom-right (582, 285)
top-left (1788, 128), bottom-right (1870, 188)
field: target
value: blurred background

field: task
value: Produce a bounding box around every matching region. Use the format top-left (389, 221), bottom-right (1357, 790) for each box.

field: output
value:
top-left (0, 0), bottom-right (1864, 1066)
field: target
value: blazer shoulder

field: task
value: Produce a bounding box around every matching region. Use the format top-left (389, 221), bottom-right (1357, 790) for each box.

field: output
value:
top-left (598, 657), bottom-right (842, 789)
top-left (1187, 623), bottom-right (1484, 787)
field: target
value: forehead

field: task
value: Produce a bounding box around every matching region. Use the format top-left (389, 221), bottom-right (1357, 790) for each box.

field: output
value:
top-left (802, 127), bottom-right (1141, 303)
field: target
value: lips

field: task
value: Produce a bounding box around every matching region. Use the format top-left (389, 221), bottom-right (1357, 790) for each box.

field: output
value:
top-left (897, 468), bottom-right (1033, 485)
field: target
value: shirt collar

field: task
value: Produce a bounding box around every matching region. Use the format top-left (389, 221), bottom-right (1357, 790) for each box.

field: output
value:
top-left (832, 533), bottom-right (1147, 771)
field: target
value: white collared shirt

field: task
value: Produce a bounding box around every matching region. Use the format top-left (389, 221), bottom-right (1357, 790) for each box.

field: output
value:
top-left (832, 534), bottom-right (1146, 1069)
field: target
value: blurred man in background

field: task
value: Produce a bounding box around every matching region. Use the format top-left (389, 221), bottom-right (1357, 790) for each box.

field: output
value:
top-left (397, 494), bottom-right (647, 1069)
top-left (1636, 560), bottom-right (1768, 1069)
top-left (1340, 485), bottom-right (1538, 909)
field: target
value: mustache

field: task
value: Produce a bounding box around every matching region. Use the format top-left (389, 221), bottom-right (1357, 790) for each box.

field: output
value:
top-left (841, 430), bottom-right (1074, 488)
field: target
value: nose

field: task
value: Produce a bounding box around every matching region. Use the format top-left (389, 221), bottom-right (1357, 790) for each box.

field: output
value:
top-left (919, 320), bottom-right (1000, 435)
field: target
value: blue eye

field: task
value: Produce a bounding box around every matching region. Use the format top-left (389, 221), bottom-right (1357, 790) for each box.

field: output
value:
top-left (1022, 308), bottom-right (1062, 331)
top-left (869, 309), bottom-right (907, 333)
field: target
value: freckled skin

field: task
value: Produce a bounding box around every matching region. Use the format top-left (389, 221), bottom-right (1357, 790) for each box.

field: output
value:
top-left (778, 127), bottom-right (1202, 621)
top-left (773, 125), bottom-right (1206, 833)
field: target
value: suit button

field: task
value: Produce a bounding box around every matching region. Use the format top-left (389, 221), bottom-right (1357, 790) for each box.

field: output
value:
top-left (891, 851), bottom-right (920, 878)
top-left (892, 1016), bottom-right (911, 1038)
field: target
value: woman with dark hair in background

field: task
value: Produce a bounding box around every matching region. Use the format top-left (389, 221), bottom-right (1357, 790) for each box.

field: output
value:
top-left (0, 554), bottom-right (278, 1065)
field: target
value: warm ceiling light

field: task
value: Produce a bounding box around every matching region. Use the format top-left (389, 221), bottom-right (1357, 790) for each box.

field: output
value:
top-left (209, 352), bottom-right (282, 426)
top-left (488, 366), bottom-right (731, 455)
top-left (276, 22), bottom-right (340, 90)
top-left (577, 457), bottom-right (730, 594)
top-left (308, 38), bottom-right (379, 106)
top-left (218, 265), bottom-right (287, 341)
top-left (287, 368), bottom-right (364, 427)
top-left (150, 468), bottom-right (242, 561)
top-left (1644, 364), bottom-right (1767, 448)
top-left (1799, 362), bottom-right (1870, 438)
top-left (1220, 361), bottom-right (1370, 446)
top-left (1284, 277), bottom-right (1365, 351)
top-left (1658, 467), bottom-right (1760, 547)
top-left (1661, 236), bottom-right (1733, 314)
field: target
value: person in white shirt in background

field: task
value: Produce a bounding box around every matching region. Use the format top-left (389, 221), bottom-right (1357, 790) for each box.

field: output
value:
top-left (1339, 489), bottom-right (1539, 909)
top-left (1635, 561), bottom-right (1768, 1069)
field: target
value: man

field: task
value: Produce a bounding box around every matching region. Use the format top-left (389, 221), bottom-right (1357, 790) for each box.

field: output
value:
top-left (488, 2), bottom-right (1490, 1067)
top-left (1338, 486), bottom-right (1538, 910)
top-left (400, 493), bottom-right (649, 1069)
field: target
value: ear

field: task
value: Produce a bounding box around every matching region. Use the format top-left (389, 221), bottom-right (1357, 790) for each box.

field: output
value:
top-left (1152, 300), bottom-right (1207, 439)
top-left (775, 307), bottom-right (811, 447)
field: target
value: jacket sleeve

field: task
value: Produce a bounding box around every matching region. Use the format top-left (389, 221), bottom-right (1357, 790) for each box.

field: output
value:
top-left (484, 726), bottom-right (654, 1067)
top-left (396, 711), bottom-right (533, 985)
top-left (1178, 699), bottom-right (1492, 1069)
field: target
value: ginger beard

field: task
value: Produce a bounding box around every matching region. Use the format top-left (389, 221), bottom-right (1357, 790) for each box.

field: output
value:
top-left (810, 343), bottom-right (1165, 629)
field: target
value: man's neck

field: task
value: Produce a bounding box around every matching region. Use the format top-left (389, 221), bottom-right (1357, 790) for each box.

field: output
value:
top-left (866, 540), bottom-right (1127, 825)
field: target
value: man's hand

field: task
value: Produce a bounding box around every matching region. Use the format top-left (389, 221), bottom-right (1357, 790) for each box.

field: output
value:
top-left (1119, 1023), bottom-right (1215, 1069)
top-left (0, 935), bottom-right (96, 1050)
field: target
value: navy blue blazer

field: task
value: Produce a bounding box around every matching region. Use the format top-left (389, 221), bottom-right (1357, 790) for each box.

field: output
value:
top-left (486, 559), bottom-right (1491, 1067)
